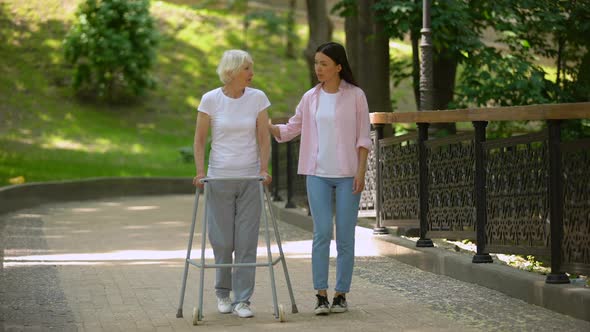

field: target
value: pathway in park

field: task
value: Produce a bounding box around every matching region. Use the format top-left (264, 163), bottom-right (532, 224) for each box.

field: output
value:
top-left (1, 194), bottom-right (589, 331)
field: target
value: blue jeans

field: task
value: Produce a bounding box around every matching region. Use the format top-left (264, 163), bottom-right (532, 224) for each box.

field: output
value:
top-left (306, 175), bottom-right (361, 293)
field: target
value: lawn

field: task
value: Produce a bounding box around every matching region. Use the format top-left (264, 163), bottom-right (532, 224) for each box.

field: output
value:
top-left (0, 0), bottom-right (319, 186)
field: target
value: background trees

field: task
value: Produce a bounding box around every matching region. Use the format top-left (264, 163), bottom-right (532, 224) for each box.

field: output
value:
top-left (64, 0), bottom-right (159, 102)
top-left (336, 0), bottom-right (393, 114)
top-left (303, 0), bottom-right (333, 86)
top-left (371, 0), bottom-right (590, 112)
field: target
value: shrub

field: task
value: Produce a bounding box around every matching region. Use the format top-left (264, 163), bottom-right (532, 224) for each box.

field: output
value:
top-left (63, 0), bottom-right (158, 102)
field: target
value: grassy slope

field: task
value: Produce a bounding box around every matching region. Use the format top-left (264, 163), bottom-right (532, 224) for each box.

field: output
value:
top-left (0, 0), bottom-right (311, 186)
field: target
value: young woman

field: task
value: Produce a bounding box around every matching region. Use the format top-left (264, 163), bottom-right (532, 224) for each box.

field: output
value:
top-left (193, 49), bottom-right (271, 318)
top-left (269, 42), bottom-right (371, 315)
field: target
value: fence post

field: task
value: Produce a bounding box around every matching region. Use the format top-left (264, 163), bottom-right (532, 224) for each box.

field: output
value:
top-left (285, 140), bottom-right (296, 208)
top-left (372, 125), bottom-right (388, 235)
top-left (271, 139), bottom-right (282, 201)
top-left (416, 122), bottom-right (434, 247)
top-left (472, 121), bottom-right (493, 263)
top-left (546, 120), bottom-right (569, 284)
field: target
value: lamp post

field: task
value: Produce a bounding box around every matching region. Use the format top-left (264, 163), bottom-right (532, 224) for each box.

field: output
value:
top-left (419, 0), bottom-right (433, 111)
top-left (416, 0), bottom-right (434, 248)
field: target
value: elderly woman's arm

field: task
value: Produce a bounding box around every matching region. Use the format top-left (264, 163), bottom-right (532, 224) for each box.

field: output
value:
top-left (257, 109), bottom-right (272, 185)
top-left (193, 112), bottom-right (210, 188)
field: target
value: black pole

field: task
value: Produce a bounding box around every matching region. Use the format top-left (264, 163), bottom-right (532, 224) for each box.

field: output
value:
top-left (419, 0), bottom-right (434, 112)
top-left (373, 125), bottom-right (388, 235)
top-left (545, 120), bottom-right (569, 284)
top-left (416, 123), bottom-right (433, 247)
top-left (472, 121), bottom-right (493, 263)
top-left (271, 139), bottom-right (282, 201)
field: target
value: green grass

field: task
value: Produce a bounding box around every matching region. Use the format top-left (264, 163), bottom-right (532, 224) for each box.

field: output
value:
top-left (0, 0), bottom-right (312, 186)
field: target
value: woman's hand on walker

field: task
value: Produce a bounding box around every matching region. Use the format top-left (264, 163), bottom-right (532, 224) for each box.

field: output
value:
top-left (193, 173), bottom-right (205, 189)
top-left (260, 171), bottom-right (272, 186)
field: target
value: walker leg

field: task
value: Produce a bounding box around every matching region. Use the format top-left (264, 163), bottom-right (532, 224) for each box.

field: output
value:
top-left (265, 187), bottom-right (298, 313)
top-left (260, 183), bottom-right (280, 318)
top-left (197, 184), bottom-right (209, 322)
top-left (176, 189), bottom-right (200, 318)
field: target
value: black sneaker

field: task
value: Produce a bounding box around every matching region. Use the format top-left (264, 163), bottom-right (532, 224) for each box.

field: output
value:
top-left (314, 294), bottom-right (330, 315)
top-left (330, 294), bottom-right (348, 313)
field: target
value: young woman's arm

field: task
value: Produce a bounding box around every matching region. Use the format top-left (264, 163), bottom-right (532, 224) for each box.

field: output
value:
top-left (268, 119), bottom-right (282, 140)
top-left (268, 95), bottom-right (307, 142)
top-left (353, 147), bottom-right (369, 194)
top-left (354, 89), bottom-right (372, 194)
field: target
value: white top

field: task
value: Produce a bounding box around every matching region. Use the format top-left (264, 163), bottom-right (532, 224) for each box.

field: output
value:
top-left (198, 87), bottom-right (271, 177)
top-left (315, 88), bottom-right (344, 177)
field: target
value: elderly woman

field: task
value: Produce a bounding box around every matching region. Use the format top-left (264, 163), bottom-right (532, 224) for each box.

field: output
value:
top-left (193, 49), bottom-right (271, 318)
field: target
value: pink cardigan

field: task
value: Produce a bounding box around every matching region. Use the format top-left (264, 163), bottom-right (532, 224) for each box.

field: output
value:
top-left (276, 80), bottom-right (372, 176)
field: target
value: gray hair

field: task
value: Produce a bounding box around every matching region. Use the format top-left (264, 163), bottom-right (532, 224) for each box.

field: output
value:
top-left (216, 50), bottom-right (253, 84)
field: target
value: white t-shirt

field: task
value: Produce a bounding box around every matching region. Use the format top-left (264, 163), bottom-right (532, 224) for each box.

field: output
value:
top-left (315, 89), bottom-right (344, 177)
top-left (198, 87), bottom-right (271, 177)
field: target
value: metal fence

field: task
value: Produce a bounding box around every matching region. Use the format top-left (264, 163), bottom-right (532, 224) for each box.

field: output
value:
top-left (271, 102), bottom-right (590, 283)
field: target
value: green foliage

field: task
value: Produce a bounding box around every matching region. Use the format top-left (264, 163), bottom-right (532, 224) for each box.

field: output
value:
top-left (331, 0), bottom-right (358, 17)
top-left (373, 0), bottom-right (420, 40)
top-left (453, 48), bottom-right (551, 108)
top-left (490, 0), bottom-right (590, 104)
top-left (63, 0), bottom-right (158, 102)
top-left (372, 0), bottom-right (590, 112)
top-left (389, 55), bottom-right (413, 109)
top-left (0, 0), bottom-right (309, 186)
top-left (245, 10), bottom-right (291, 47)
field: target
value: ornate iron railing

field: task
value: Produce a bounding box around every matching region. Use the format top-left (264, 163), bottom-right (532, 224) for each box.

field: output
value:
top-left (273, 103), bottom-right (590, 283)
top-left (271, 102), bottom-right (590, 283)
top-left (369, 102), bottom-right (590, 282)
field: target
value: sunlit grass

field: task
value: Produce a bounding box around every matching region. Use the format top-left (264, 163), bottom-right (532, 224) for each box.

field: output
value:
top-left (0, 0), bottom-right (314, 185)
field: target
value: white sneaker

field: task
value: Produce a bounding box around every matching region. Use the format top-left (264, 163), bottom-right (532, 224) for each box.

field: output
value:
top-left (233, 302), bottom-right (254, 318)
top-left (217, 296), bottom-right (232, 314)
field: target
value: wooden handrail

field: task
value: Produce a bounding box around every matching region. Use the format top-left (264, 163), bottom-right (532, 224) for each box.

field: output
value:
top-left (370, 102), bottom-right (590, 124)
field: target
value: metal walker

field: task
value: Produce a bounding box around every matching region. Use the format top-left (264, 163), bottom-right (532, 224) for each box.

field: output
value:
top-left (176, 176), bottom-right (298, 325)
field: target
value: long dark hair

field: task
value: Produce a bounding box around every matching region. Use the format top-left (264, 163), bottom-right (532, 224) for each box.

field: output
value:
top-left (315, 42), bottom-right (358, 87)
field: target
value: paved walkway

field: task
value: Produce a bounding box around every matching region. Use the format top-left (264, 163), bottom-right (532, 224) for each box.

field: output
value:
top-left (1, 194), bottom-right (589, 331)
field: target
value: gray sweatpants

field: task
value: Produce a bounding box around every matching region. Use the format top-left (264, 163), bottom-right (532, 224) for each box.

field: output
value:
top-left (206, 179), bottom-right (261, 304)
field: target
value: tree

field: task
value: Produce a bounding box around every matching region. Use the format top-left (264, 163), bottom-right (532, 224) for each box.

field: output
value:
top-left (376, 0), bottom-right (491, 134)
top-left (377, 0), bottom-right (589, 114)
top-left (285, 0), bottom-right (297, 58)
top-left (336, 0), bottom-right (393, 114)
top-left (491, 0), bottom-right (590, 104)
top-left (304, 0), bottom-right (333, 87)
top-left (64, 0), bottom-right (158, 102)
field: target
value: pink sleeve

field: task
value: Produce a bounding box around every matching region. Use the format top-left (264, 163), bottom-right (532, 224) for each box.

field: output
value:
top-left (356, 90), bottom-right (372, 150)
top-left (276, 98), bottom-right (304, 143)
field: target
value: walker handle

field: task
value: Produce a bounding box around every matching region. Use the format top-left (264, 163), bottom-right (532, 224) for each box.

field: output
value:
top-left (199, 176), bottom-right (266, 184)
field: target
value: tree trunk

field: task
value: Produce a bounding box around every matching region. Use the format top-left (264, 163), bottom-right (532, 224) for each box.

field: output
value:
top-left (304, 0), bottom-right (332, 87)
top-left (345, 0), bottom-right (392, 115)
top-left (345, 11), bottom-right (359, 81)
top-left (285, 0), bottom-right (296, 58)
top-left (575, 49), bottom-right (590, 102)
top-left (430, 51), bottom-right (458, 134)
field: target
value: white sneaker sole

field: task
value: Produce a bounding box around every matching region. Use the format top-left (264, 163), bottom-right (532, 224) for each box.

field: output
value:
top-left (233, 311), bottom-right (254, 318)
top-left (218, 307), bottom-right (232, 314)
top-left (314, 307), bottom-right (330, 315)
